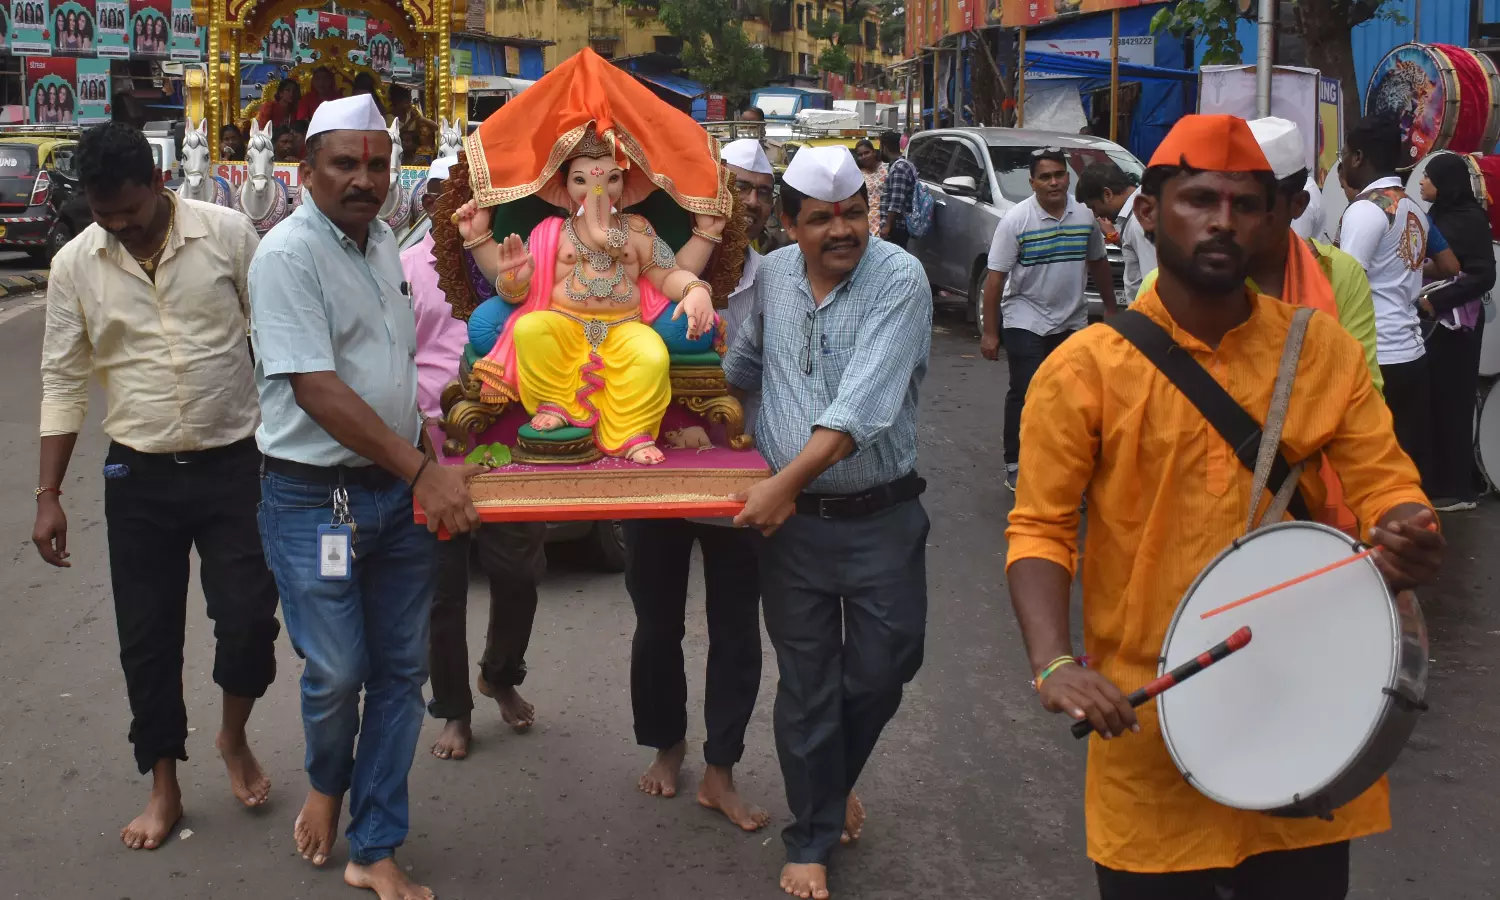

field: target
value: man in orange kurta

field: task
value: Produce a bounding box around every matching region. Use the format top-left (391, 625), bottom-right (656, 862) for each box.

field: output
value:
top-left (1005, 116), bottom-right (1446, 898)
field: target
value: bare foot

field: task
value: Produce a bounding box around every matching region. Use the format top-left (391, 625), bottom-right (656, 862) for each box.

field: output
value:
top-left (638, 740), bottom-right (686, 798)
top-left (344, 858), bottom-right (435, 900)
top-left (780, 863), bottom-right (830, 899)
top-left (120, 761), bottom-right (183, 851)
top-left (840, 791), bottom-right (865, 844)
top-left (477, 675), bottom-right (535, 729)
top-left (217, 730), bottom-right (271, 808)
top-left (625, 443), bottom-right (665, 465)
top-left (293, 789), bottom-right (343, 866)
top-left (431, 718), bottom-right (471, 761)
top-left (530, 412), bottom-right (565, 431)
top-left (697, 764), bottom-right (770, 832)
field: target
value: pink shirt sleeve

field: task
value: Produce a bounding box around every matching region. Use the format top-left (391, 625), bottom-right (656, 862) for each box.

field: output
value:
top-left (402, 234), bottom-right (470, 419)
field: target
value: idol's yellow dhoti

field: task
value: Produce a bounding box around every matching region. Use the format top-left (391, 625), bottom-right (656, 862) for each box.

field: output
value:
top-left (512, 308), bottom-right (671, 456)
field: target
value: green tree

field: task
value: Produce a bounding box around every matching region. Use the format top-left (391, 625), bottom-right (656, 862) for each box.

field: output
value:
top-left (1151, 0), bottom-right (1405, 125)
top-left (807, 0), bottom-right (869, 77)
top-left (622, 0), bottom-right (770, 107)
top-left (875, 0), bottom-right (906, 57)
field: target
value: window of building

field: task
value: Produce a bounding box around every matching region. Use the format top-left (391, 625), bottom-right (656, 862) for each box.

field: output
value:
top-left (864, 20), bottom-right (877, 50)
top-left (796, 4), bottom-right (805, 29)
top-left (798, 53), bottom-right (812, 75)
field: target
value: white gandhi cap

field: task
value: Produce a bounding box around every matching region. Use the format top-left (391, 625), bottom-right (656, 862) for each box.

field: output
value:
top-left (306, 94), bottom-right (388, 139)
top-left (427, 156), bottom-right (457, 181)
top-left (721, 138), bottom-right (773, 176)
top-left (782, 145), bottom-right (864, 203)
top-left (1246, 117), bottom-right (1307, 180)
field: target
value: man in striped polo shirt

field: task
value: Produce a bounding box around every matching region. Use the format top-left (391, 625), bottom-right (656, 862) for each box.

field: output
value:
top-left (979, 147), bottom-right (1118, 491)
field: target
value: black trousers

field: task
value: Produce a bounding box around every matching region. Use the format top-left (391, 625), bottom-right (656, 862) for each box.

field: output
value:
top-left (761, 499), bottom-right (929, 865)
top-left (426, 521), bottom-right (547, 720)
top-left (624, 518), bottom-right (762, 766)
top-left (1096, 840), bottom-right (1350, 900)
top-left (1004, 327), bottom-right (1076, 467)
top-left (1425, 325), bottom-right (1484, 501)
top-left (1381, 356), bottom-right (1435, 488)
top-left (103, 439), bottom-right (281, 775)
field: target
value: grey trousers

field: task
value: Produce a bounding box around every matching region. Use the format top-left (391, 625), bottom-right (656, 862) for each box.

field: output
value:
top-left (760, 498), bottom-right (929, 865)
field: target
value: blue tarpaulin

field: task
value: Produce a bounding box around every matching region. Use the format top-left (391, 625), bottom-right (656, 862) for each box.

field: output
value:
top-left (1023, 5), bottom-right (1195, 163)
top-left (452, 37), bottom-right (545, 80)
top-left (628, 71), bottom-right (711, 121)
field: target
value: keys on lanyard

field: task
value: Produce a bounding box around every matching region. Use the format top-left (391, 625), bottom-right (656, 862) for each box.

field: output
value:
top-left (316, 486), bottom-right (356, 581)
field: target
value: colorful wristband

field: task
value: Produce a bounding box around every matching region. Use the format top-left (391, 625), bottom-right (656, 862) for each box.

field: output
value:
top-left (1033, 655), bottom-right (1078, 691)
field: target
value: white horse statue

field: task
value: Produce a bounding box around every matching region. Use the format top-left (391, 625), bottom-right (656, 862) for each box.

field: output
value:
top-left (378, 117), bottom-right (411, 229)
top-left (176, 119), bottom-right (231, 207)
top-left (438, 117), bottom-right (462, 160)
top-left (234, 120), bottom-right (291, 234)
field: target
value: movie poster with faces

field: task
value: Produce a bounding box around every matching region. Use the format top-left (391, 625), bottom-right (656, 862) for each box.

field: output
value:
top-left (167, 0), bottom-right (198, 60)
top-left (293, 8), bottom-right (315, 63)
top-left (261, 16), bottom-right (293, 62)
top-left (95, 0), bottom-right (127, 56)
top-left (9, 0), bottom-right (54, 55)
top-left (27, 55), bottom-right (110, 124)
top-left (49, 0), bottom-right (96, 55)
top-left (366, 19), bottom-right (409, 77)
top-left (346, 15), bottom-right (365, 65)
top-left (128, 0), bottom-right (167, 58)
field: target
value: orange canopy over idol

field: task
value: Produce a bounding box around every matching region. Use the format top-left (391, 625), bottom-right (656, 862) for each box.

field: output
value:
top-left (461, 48), bottom-right (732, 219)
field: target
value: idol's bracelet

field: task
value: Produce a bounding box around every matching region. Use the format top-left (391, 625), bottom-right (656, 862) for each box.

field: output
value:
top-left (463, 233), bottom-right (495, 251)
top-left (679, 278), bottom-right (712, 301)
top-left (690, 227), bottom-right (723, 244)
top-left (1033, 655), bottom-right (1079, 692)
top-left (497, 278), bottom-right (529, 300)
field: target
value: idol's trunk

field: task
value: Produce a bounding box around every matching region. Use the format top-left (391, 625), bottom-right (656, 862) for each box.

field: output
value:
top-left (576, 190), bottom-right (617, 261)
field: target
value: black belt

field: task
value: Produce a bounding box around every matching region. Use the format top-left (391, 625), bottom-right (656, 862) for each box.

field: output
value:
top-left (263, 455), bottom-right (403, 489)
top-left (110, 437), bottom-right (258, 467)
top-left (795, 471), bottom-right (925, 520)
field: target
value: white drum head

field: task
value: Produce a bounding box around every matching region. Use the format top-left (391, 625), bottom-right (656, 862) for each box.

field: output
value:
top-left (1159, 522), bottom-right (1396, 811)
top-left (1479, 382), bottom-right (1500, 489)
top-left (1481, 244), bottom-right (1500, 377)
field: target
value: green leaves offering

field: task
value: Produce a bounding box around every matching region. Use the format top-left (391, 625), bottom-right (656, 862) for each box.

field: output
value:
top-left (464, 442), bottom-right (513, 468)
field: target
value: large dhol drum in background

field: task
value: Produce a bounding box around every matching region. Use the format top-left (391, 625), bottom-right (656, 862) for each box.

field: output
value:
top-left (1481, 243), bottom-right (1500, 378)
top-left (1158, 522), bottom-right (1429, 818)
top-left (1367, 43), bottom-right (1499, 165)
top-left (1476, 380), bottom-right (1500, 493)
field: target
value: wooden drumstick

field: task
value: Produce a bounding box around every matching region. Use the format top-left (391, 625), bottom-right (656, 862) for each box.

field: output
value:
top-left (1071, 626), bottom-right (1252, 739)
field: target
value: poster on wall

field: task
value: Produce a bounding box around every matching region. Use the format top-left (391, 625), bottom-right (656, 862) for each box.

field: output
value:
top-left (1317, 76), bottom-right (1342, 188)
top-left (1027, 35), bottom-right (1154, 79)
top-left (129, 0), bottom-right (168, 58)
top-left (168, 0), bottom-right (200, 60)
top-left (1002, 0), bottom-right (1163, 28)
top-left (293, 8), bottom-right (315, 62)
top-left (366, 19), bottom-right (394, 76)
top-left (26, 55), bottom-right (110, 124)
top-left (346, 15), bottom-right (365, 64)
top-left (95, 0), bottom-right (127, 56)
top-left (50, 0), bottom-right (97, 56)
top-left (10, 0), bottom-right (54, 55)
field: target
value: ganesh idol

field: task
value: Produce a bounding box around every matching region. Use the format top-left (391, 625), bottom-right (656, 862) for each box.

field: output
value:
top-left (447, 50), bottom-right (739, 465)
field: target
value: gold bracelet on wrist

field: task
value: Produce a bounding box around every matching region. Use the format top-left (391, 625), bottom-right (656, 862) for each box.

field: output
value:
top-left (463, 234), bottom-right (494, 251)
top-left (679, 279), bottom-right (712, 301)
top-left (690, 227), bottom-right (723, 244)
top-left (498, 280), bottom-right (528, 300)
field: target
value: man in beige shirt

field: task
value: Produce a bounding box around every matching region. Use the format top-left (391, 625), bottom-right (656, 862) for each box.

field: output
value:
top-left (33, 122), bottom-right (281, 853)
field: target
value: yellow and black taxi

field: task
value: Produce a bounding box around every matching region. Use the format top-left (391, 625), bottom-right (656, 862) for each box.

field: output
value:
top-left (0, 126), bottom-right (92, 262)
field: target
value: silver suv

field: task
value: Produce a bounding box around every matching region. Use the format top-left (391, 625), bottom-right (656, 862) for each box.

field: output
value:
top-left (903, 128), bottom-right (1144, 330)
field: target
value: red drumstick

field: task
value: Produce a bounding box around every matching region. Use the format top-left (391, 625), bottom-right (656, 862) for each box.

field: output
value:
top-left (1071, 626), bottom-right (1253, 739)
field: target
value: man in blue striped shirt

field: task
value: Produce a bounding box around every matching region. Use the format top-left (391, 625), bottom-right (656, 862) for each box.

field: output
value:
top-left (979, 148), bottom-right (1117, 491)
top-left (723, 145), bottom-right (931, 900)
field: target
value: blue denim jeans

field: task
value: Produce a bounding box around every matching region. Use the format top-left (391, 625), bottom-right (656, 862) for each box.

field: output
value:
top-left (257, 471), bottom-right (437, 866)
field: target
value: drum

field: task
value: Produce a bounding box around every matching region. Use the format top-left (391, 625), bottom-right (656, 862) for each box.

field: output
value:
top-left (1367, 43), bottom-right (1496, 164)
top-left (1481, 244), bottom-right (1500, 377)
top-left (1158, 521), bottom-right (1429, 818)
top-left (1476, 379), bottom-right (1500, 492)
top-left (1469, 49), bottom-right (1500, 152)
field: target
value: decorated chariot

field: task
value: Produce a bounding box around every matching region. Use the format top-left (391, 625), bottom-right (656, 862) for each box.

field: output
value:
top-left (180, 0), bottom-right (469, 234)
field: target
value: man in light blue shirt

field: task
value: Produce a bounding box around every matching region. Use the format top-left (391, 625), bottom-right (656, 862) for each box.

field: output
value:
top-left (249, 94), bottom-right (480, 900)
top-left (723, 146), bottom-right (931, 900)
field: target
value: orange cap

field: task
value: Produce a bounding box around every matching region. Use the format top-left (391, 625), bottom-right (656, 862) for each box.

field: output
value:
top-left (1147, 114), bottom-right (1274, 172)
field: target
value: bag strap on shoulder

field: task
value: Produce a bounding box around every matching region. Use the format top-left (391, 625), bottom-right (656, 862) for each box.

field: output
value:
top-left (1105, 309), bottom-right (1312, 522)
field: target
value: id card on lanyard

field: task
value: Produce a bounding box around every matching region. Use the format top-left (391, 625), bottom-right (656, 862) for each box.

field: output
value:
top-left (316, 486), bottom-right (357, 581)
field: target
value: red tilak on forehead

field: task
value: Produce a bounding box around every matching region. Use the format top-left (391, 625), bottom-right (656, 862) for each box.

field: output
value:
top-left (832, 202), bottom-right (843, 216)
top-left (362, 136), bottom-right (370, 163)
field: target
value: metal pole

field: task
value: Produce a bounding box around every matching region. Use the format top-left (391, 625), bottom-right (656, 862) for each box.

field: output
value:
top-left (1109, 9), bottom-right (1120, 141)
top-left (1017, 27), bottom-right (1026, 127)
top-left (1256, 0), bottom-right (1274, 118)
top-left (1413, 0), bottom-right (1421, 43)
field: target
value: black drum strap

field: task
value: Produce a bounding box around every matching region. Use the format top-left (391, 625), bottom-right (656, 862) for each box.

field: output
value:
top-left (1106, 310), bottom-right (1312, 522)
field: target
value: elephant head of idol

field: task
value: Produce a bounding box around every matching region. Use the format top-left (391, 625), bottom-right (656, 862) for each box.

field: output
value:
top-left (560, 127), bottom-right (629, 260)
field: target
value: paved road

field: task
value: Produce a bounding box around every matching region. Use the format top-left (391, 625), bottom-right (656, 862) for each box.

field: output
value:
top-left (0, 296), bottom-right (1495, 899)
